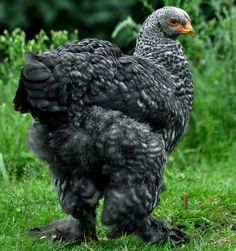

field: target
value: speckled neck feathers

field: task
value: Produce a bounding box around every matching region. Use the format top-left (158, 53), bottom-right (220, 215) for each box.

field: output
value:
top-left (133, 15), bottom-right (194, 152)
top-left (134, 24), bottom-right (194, 108)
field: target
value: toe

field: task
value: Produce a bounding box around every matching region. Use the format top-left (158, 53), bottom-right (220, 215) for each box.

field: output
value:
top-left (169, 227), bottom-right (190, 247)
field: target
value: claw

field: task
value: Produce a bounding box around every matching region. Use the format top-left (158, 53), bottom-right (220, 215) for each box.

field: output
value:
top-left (169, 227), bottom-right (190, 247)
top-left (106, 228), bottom-right (124, 239)
top-left (136, 217), bottom-right (189, 246)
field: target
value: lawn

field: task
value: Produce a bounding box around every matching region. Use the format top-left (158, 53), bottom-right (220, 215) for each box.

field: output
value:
top-left (0, 161), bottom-right (236, 251)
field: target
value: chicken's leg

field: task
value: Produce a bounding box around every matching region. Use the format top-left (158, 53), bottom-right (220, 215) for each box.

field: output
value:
top-left (29, 173), bottom-right (101, 243)
top-left (55, 173), bottom-right (101, 242)
top-left (91, 108), bottom-right (189, 245)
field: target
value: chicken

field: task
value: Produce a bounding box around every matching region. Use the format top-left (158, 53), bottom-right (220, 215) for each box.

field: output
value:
top-left (14, 6), bottom-right (195, 245)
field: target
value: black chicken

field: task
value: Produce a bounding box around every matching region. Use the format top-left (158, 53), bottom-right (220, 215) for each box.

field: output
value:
top-left (14, 6), bottom-right (195, 245)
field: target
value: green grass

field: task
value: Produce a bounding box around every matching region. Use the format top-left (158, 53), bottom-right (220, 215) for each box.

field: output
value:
top-left (0, 163), bottom-right (236, 251)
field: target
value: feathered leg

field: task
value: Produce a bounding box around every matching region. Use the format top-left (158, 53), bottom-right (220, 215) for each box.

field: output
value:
top-left (28, 173), bottom-right (101, 243)
top-left (28, 121), bottom-right (101, 243)
top-left (54, 173), bottom-right (101, 242)
top-left (86, 107), bottom-right (188, 245)
top-left (86, 108), bottom-right (164, 238)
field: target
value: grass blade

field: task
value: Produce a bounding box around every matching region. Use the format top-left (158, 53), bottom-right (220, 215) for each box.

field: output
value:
top-left (0, 153), bottom-right (9, 182)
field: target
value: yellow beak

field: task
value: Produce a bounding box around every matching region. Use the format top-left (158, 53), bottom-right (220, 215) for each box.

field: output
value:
top-left (177, 20), bottom-right (196, 37)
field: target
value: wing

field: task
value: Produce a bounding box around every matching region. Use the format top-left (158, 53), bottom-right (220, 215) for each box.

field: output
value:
top-left (14, 52), bottom-right (70, 113)
top-left (84, 56), bottom-right (182, 126)
top-left (13, 39), bottom-right (123, 114)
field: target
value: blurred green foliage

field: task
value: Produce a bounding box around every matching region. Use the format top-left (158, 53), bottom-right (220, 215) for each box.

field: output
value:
top-left (0, 0), bottom-right (235, 178)
top-left (0, 0), bottom-right (234, 51)
top-left (0, 0), bottom-right (149, 52)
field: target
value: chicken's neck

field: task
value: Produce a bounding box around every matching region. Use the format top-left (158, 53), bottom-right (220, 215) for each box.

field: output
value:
top-left (134, 34), bottom-right (194, 153)
top-left (134, 36), bottom-right (194, 109)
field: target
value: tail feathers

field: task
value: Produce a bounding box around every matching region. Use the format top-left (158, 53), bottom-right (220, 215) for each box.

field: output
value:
top-left (14, 53), bottom-right (68, 113)
top-left (24, 52), bottom-right (40, 63)
top-left (23, 62), bottom-right (51, 83)
top-left (13, 75), bottom-right (31, 113)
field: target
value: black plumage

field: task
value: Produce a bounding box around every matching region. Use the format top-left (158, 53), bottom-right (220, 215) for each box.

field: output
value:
top-left (14, 6), bottom-right (195, 245)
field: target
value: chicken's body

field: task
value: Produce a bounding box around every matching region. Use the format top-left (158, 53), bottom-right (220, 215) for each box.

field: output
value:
top-left (14, 7), bottom-right (194, 245)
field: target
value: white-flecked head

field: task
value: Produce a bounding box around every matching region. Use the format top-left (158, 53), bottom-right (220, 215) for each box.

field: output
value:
top-left (139, 6), bottom-right (195, 40)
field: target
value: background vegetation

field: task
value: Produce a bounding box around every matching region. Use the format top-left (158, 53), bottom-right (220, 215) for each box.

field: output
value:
top-left (0, 0), bottom-right (235, 250)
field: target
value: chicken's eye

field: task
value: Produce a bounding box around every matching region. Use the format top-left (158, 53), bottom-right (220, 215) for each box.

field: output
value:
top-left (168, 19), bottom-right (178, 26)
